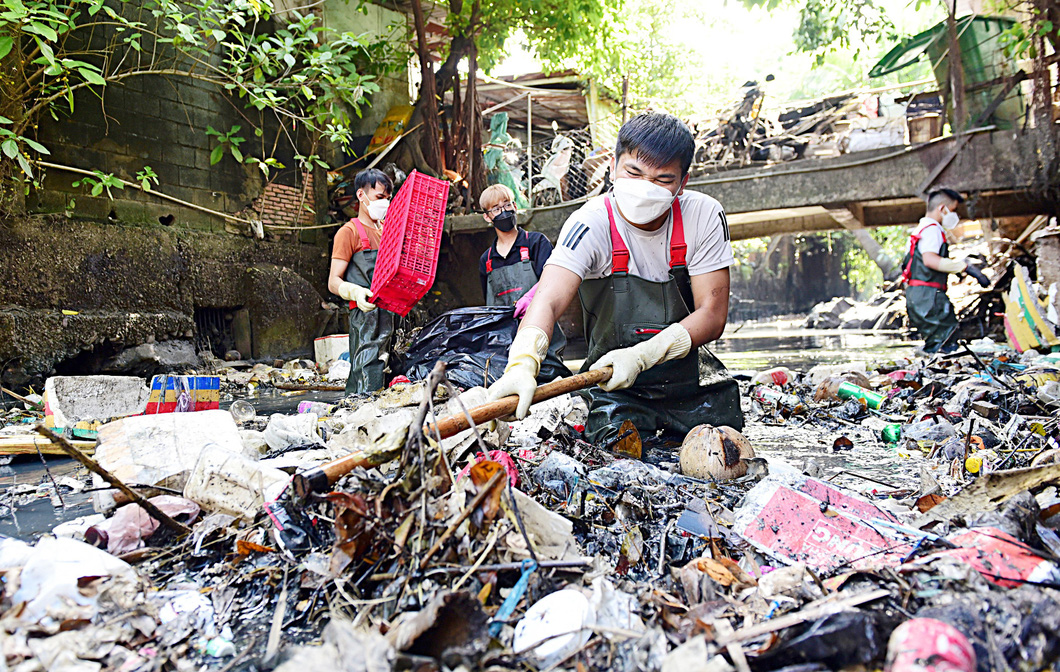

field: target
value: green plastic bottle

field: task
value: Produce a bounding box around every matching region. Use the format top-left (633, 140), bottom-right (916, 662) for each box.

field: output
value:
top-left (882, 423), bottom-right (902, 443)
top-left (837, 381), bottom-right (885, 410)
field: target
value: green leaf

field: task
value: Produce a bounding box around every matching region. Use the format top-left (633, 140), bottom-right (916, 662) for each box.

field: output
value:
top-left (1, 139), bottom-right (17, 158)
top-left (0, 36), bottom-right (12, 60)
top-left (22, 138), bottom-right (49, 154)
top-left (17, 153), bottom-right (32, 179)
top-left (36, 38), bottom-right (56, 66)
top-left (0, 115), bottom-right (12, 125)
top-left (90, 182), bottom-right (103, 196)
top-left (210, 144), bottom-right (224, 165)
top-left (230, 146), bottom-right (243, 163)
top-left (26, 21), bottom-right (58, 42)
top-left (77, 67), bottom-right (106, 85)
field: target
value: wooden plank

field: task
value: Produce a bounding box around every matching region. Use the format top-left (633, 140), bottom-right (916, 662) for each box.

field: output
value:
top-left (1013, 265), bottom-right (1060, 347)
top-left (1002, 290), bottom-right (1040, 352)
top-left (0, 435), bottom-right (96, 457)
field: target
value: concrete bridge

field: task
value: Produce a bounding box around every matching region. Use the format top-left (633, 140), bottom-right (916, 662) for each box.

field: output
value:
top-left (444, 129), bottom-right (1052, 243)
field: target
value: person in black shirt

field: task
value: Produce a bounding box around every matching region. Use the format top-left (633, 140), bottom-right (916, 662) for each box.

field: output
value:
top-left (478, 184), bottom-right (553, 316)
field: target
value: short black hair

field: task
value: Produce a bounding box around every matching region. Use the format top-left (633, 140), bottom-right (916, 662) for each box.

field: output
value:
top-left (614, 112), bottom-right (696, 176)
top-left (926, 187), bottom-right (964, 211)
top-left (354, 168), bottom-right (393, 196)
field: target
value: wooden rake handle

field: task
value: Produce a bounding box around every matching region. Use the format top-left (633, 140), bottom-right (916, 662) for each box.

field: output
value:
top-left (296, 367), bottom-right (612, 495)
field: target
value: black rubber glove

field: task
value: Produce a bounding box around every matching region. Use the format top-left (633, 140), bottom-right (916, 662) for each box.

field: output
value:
top-left (965, 263), bottom-right (990, 288)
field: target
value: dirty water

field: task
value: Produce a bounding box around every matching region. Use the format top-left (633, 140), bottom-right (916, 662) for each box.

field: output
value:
top-left (714, 318), bottom-right (916, 371)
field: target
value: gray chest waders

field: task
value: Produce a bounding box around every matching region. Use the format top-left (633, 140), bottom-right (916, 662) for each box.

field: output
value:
top-left (577, 196), bottom-right (743, 445)
top-left (485, 242), bottom-right (567, 358)
top-left (343, 219), bottom-right (395, 395)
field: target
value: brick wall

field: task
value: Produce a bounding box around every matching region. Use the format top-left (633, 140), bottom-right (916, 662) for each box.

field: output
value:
top-left (238, 172), bottom-right (317, 228)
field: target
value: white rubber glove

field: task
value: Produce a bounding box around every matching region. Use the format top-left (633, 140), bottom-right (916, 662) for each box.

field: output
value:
top-left (935, 257), bottom-right (966, 274)
top-left (337, 281), bottom-right (376, 312)
top-left (487, 325), bottom-right (549, 419)
top-left (594, 323), bottom-right (693, 391)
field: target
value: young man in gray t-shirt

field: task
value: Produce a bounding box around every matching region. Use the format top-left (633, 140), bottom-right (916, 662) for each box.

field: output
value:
top-left (487, 112), bottom-right (743, 444)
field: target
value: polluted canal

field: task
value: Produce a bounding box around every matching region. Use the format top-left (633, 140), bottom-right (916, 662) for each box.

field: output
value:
top-left (6, 320), bottom-right (1060, 672)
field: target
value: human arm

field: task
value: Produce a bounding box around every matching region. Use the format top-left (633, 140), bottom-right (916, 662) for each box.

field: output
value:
top-left (327, 229), bottom-right (375, 311)
top-left (682, 267), bottom-right (731, 345)
top-left (922, 252), bottom-right (965, 274)
top-left (518, 265), bottom-right (581, 338)
top-left (922, 252), bottom-right (989, 287)
top-left (486, 265), bottom-right (581, 417)
top-left (327, 258), bottom-right (350, 296)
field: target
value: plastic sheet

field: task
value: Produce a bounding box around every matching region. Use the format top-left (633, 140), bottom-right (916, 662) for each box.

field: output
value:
top-left (398, 306), bottom-right (571, 389)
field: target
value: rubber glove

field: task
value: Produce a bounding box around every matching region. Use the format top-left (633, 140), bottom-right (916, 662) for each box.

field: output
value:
top-left (513, 283), bottom-right (538, 319)
top-left (594, 323), bottom-right (692, 391)
top-left (337, 281), bottom-right (377, 312)
top-left (486, 325), bottom-right (549, 419)
top-left (965, 263), bottom-right (990, 288)
top-left (934, 257), bottom-right (967, 274)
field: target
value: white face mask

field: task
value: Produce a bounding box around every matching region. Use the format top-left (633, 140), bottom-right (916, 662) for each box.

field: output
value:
top-left (366, 198), bottom-right (390, 223)
top-left (941, 209), bottom-right (959, 230)
top-left (611, 178), bottom-right (676, 225)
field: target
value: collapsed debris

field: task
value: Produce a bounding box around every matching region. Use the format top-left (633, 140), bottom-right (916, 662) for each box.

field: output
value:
top-left (5, 330), bottom-right (1060, 671)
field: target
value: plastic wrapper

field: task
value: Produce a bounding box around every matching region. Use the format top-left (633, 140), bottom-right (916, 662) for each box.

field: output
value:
top-left (85, 495), bottom-right (200, 555)
top-left (263, 412), bottom-right (325, 451)
top-left (398, 306), bottom-right (571, 390)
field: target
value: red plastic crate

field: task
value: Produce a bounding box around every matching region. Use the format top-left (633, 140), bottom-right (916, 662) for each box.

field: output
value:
top-left (370, 170), bottom-right (450, 316)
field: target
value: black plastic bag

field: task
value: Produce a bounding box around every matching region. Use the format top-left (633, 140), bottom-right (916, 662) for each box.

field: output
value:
top-left (397, 306), bottom-right (571, 390)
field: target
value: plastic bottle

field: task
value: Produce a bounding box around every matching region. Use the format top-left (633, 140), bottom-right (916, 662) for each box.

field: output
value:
top-left (882, 423), bottom-right (902, 443)
top-left (836, 382), bottom-right (885, 410)
top-left (752, 386), bottom-right (807, 414)
top-left (751, 367), bottom-right (795, 387)
top-left (229, 400), bottom-right (256, 424)
top-left (183, 445), bottom-right (290, 520)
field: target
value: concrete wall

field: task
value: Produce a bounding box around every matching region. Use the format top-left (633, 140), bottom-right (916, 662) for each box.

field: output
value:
top-left (0, 215), bottom-right (332, 386)
top-left (322, 1), bottom-right (410, 145)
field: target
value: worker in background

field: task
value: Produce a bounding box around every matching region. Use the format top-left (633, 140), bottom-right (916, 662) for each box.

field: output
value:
top-left (901, 188), bottom-right (990, 354)
top-left (327, 169), bottom-right (394, 394)
top-left (479, 184), bottom-right (552, 314)
top-left (487, 112), bottom-right (743, 445)
top-left (479, 183), bottom-right (566, 356)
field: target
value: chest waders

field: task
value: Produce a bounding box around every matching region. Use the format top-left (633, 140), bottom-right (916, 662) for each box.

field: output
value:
top-left (343, 219), bottom-right (395, 395)
top-left (577, 196), bottom-right (743, 446)
top-left (902, 222), bottom-right (958, 352)
top-left (485, 239), bottom-right (567, 358)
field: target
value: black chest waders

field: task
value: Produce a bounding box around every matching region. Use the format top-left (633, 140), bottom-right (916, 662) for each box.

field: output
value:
top-left (343, 219), bottom-right (395, 395)
top-left (902, 222), bottom-right (958, 353)
top-left (576, 196), bottom-right (743, 446)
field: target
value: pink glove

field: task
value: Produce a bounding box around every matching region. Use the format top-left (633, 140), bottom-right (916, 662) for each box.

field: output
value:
top-left (513, 283), bottom-right (538, 319)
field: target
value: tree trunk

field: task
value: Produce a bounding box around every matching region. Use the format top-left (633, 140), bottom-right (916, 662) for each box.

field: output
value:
top-left (466, 44), bottom-right (487, 201)
top-left (449, 70), bottom-right (463, 177)
top-left (409, 0), bottom-right (444, 174)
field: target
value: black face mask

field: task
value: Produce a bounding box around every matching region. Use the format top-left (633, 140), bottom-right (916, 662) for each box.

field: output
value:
top-left (492, 210), bottom-right (516, 232)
